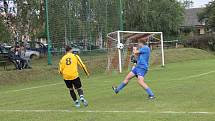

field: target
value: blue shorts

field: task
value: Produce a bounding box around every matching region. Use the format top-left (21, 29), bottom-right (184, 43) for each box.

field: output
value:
top-left (131, 67), bottom-right (148, 77)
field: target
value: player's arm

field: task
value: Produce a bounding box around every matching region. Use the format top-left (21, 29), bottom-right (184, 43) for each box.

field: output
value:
top-left (58, 59), bottom-right (64, 75)
top-left (75, 55), bottom-right (90, 76)
top-left (133, 47), bottom-right (145, 55)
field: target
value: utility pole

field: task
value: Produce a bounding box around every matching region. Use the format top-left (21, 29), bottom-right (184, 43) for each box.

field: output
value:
top-left (45, 0), bottom-right (52, 65)
top-left (87, 0), bottom-right (92, 50)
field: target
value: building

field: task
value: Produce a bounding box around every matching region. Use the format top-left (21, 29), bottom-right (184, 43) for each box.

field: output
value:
top-left (181, 8), bottom-right (205, 36)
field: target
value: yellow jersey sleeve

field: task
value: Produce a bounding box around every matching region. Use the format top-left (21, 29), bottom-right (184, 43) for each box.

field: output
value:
top-left (75, 55), bottom-right (90, 76)
top-left (59, 58), bottom-right (64, 74)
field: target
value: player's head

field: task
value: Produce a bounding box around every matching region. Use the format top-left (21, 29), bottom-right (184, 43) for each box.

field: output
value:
top-left (65, 46), bottom-right (72, 53)
top-left (138, 38), bottom-right (147, 47)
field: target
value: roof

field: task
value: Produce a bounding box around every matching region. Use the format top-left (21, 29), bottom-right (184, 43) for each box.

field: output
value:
top-left (182, 8), bottom-right (204, 27)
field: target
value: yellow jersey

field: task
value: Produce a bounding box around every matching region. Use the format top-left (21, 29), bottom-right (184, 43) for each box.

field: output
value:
top-left (59, 53), bottom-right (89, 80)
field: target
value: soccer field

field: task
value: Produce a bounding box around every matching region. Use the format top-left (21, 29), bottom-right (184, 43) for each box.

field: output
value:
top-left (0, 50), bottom-right (215, 121)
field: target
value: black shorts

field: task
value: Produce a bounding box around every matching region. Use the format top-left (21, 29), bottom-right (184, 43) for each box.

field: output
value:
top-left (64, 77), bottom-right (82, 89)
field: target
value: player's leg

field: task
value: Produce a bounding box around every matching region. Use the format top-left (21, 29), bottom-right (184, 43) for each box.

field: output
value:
top-left (64, 80), bottom-right (80, 108)
top-left (136, 69), bottom-right (155, 99)
top-left (113, 71), bottom-right (136, 94)
top-left (69, 88), bottom-right (81, 107)
top-left (74, 77), bottom-right (88, 107)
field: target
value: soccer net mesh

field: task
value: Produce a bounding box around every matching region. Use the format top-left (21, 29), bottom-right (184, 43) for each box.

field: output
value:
top-left (47, 0), bottom-right (120, 51)
top-left (46, 0), bottom-right (121, 74)
top-left (107, 31), bottom-right (165, 73)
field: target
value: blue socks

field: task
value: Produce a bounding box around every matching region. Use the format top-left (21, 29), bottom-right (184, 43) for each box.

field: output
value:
top-left (115, 82), bottom-right (154, 97)
top-left (145, 88), bottom-right (154, 96)
top-left (115, 82), bottom-right (127, 93)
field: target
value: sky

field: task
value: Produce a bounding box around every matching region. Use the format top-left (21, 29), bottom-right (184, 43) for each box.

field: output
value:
top-left (192, 0), bottom-right (211, 8)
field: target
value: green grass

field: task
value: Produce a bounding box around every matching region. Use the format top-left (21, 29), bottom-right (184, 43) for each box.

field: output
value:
top-left (150, 48), bottom-right (215, 65)
top-left (1, 48), bottom-right (214, 84)
top-left (0, 48), bottom-right (215, 121)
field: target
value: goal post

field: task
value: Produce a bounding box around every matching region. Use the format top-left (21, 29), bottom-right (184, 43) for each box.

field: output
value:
top-left (117, 31), bottom-right (122, 73)
top-left (107, 31), bottom-right (165, 73)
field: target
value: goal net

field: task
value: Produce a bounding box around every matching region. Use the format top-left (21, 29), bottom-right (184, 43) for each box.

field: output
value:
top-left (107, 31), bottom-right (165, 73)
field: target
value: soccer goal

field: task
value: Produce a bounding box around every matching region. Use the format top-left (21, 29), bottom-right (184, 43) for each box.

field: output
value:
top-left (107, 31), bottom-right (165, 73)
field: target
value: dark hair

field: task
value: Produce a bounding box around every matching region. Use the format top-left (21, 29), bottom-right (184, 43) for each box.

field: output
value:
top-left (65, 46), bottom-right (72, 52)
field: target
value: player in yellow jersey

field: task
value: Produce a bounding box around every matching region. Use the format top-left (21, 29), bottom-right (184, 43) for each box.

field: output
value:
top-left (59, 46), bottom-right (89, 108)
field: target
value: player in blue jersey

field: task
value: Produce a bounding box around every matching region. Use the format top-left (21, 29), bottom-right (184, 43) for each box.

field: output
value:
top-left (112, 39), bottom-right (155, 99)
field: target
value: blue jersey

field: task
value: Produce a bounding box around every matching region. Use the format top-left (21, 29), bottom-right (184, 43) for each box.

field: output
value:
top-left (136, 45), bottom-right (150, 70)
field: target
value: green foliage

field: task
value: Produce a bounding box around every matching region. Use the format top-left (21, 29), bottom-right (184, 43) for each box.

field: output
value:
top-left (181, 0), bottom-right (194, 8)
top-left (47, 0), bottom-right (185, 47)
top-left (124, 0), bottom-right (185, 38)
top-left (184, 35), bottom-right (215, 51)
top-left (2, 0), bottom-right (186, 44)
top-left (0, 18), bottom-right (11, 43)
top-left (47, 0), bottom-right (121, 48)
top-left (17, 0), bottom-right (45, 37)
top-left (2, 0), bottom-right (45, 42)
top-left (198, 1), bottom-right (215, 31)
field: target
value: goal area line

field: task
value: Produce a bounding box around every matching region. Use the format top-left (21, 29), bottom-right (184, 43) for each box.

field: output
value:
top-left (0, 110), bottom-right (214, 114)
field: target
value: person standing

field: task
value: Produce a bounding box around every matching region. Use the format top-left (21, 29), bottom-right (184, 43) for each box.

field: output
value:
top-left (59, 46), bottom-right (90, 108)
top-left (112, 39), bottom-right (155, 99)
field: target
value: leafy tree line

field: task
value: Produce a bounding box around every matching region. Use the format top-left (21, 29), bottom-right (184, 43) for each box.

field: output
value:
top-left (124, 0), bottom-right (185, 38)
top-left (1, 0), bottom-right (190, 45)
top-left (0, 17), bottom-right (11, 43)
top-left (47, 0), bottom-right (120, 45)
top-left (0, 0), bottom-right (45, 43)
top-left (48, 0), bottom-right (186, 46)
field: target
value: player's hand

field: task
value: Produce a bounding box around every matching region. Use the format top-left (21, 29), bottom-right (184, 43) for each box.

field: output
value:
top-left (86, 71), bottom-right (90, 77)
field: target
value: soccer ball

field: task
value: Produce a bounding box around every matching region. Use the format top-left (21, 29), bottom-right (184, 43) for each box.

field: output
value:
top-left (117, 43), bottom-right (124, 49)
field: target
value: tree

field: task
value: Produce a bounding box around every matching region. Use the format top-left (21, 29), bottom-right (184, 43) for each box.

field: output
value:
top-left (0, 18), bottom-right (11, 43)
top-left (0, 0), bottom-right (45, 44)
top-left (181, 0), bottom-right (194, 8)
top-left (46, 0), bottom-right (121, 46)
top-left (45, 0), bottom-right (186, 46)
top-left (124, 0), bottom-right (185, 39)
top-left (15, 0), bottom-right (45, 40)
top-left (198, 0), bottom-right (215, 32)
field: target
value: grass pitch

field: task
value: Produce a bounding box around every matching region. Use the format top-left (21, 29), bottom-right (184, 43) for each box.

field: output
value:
top-left (0, 48), bottom-right (215, 121)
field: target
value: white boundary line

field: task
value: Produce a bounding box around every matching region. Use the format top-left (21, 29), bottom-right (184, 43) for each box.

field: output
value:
top-left (2, 83), bottom-right (63, 94)
top-left (0, 110), bottom-right (214, 114)
top-left (173, 70), bottom-right (215, 81)
top-left (1, 70), bottom-right (215, 94)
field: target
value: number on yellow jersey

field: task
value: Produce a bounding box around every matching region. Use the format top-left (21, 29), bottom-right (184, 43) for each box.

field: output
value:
top-left (66, 58), bottom-right (72, 65)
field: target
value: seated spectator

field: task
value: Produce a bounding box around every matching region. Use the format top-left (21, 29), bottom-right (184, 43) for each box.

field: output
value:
top-left (8, 46), bottom-right (27, 70)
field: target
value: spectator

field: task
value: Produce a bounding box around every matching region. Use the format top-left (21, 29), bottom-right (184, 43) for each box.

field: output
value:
top-left (11, 46), bottom-right (27, 70)
top-left (20, 45), bottom-right (31, 69)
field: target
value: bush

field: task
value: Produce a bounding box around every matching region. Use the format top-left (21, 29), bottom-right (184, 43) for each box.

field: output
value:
top-left (184, 35), bottom-right (215, 51)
